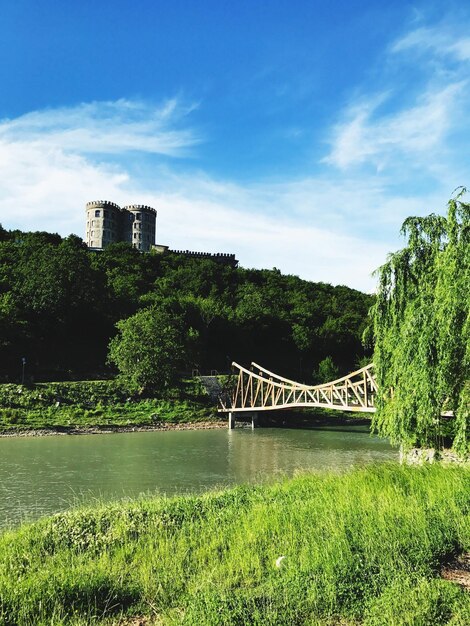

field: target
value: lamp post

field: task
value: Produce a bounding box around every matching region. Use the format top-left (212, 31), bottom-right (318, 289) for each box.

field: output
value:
top-left (21, 357), bottom-right (26, 385)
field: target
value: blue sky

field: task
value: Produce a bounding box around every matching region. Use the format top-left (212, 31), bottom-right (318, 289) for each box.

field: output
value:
top-left (0, 0), bottom-right (469, 291)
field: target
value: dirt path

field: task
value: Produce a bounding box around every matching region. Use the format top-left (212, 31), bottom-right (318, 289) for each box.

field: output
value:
top-left (441, 553), bottom-right (470, 590)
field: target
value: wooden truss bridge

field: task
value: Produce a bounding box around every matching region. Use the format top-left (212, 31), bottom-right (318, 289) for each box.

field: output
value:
top-left (218, 362), bottom-right (377, 428)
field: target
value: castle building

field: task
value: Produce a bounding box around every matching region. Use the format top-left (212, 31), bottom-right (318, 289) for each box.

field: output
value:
top-left (85, 200), bottom-right (238, 267)
top-left (85, 201), bottom-right (156, 251)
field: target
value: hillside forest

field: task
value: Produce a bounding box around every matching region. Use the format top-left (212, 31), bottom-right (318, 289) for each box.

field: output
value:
top-left (0, 226), bottom-right (373, 387)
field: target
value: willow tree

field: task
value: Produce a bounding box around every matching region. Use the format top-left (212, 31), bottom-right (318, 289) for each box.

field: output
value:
top-left (370, 189), bottom-right (469, 455)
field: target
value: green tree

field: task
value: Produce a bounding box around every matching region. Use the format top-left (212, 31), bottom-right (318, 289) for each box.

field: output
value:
top-left (316, 356), bottom-right (339, 383)
top-left (370, 190), bottom-right (469, 454)
top-left (107, 307), bottom-right (187, 393)
top-left (0, 232), bottom-right (107, 376)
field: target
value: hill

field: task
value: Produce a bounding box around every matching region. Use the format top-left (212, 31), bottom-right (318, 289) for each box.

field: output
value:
top-left (0, 227), bottom-right (373, 383)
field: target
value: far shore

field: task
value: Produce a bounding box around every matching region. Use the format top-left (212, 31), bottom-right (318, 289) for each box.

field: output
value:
top-left (0, 420), bottom-right (227, 438)
top-left (0, 414), bottom-right (372, 438)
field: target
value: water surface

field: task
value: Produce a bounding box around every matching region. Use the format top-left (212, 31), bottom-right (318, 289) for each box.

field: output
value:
top-left (0, 426), bottom-right (397, 528)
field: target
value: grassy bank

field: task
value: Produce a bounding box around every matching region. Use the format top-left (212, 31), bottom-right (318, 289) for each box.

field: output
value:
top-left (0, 464), bottom-right (468, 625)
top-left (0, 379), bottom-right (219, 432)
top-left (0, 378), bottom-right (370, 434)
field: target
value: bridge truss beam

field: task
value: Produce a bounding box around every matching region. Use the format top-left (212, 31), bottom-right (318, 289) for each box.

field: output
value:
top-left (219, 362), bottom-right (378, 414)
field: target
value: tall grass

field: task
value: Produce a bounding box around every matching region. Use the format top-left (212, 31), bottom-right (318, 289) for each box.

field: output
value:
top-left (0, 464), bottom-right (468, 625)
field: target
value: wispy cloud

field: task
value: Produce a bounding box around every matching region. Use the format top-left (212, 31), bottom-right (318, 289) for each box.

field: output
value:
top-left (0, 140), bottom-right (128, 232)
top-left (151, 186), bottom-right (390, 291)
top-left (324, 82), bottom-right (465, 170)
top-left (0, 141), bottom-right (390, 291)
top-left (391, 26), bottom-right (470, 62)
top-left (323, 11), bottom-right (470, 179)
top-left (0, 98), bottom-right (201, 237)
top-left (0, 98), bottom-right (201, 156)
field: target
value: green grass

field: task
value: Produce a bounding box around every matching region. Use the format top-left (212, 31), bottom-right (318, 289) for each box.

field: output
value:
top-left (0, 398), bottom-right (218, 431)
top-left (0, 378), bottom-right (218, 431)
top-left (0, 464), bottom-right (468, 625)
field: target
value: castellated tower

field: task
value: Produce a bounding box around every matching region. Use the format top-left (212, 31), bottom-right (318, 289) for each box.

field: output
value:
top-left (85, 201), bottom-right (157, 251)
top-left (85, 201), bottom-right (122, 249)
top-left (122, 205), bottom-right (157, 252)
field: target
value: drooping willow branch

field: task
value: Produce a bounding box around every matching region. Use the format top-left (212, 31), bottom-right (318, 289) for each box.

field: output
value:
top-left (369, 188), bottom-right (469, 454)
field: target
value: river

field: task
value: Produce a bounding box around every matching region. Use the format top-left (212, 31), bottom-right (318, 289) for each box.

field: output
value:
top-left (0, 425), bottom-right (397, 528)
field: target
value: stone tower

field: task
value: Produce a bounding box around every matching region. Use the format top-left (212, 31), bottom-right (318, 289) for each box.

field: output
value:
top-left (122, 205), bottom-right (157, 252)
top-left (85, 201), bottom-right (157, 251)
top-left (85, 201), bottom-right (122, 249)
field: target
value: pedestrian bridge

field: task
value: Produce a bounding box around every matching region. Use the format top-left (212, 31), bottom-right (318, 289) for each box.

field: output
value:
top-left (219, 362), bottom-right (377, 426)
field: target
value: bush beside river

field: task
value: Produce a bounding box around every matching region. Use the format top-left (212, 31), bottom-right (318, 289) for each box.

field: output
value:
top-left (0, 464), bottom-right (468, 625)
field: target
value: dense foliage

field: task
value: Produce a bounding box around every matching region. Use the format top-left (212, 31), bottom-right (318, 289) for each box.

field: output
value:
top-left (107, 307), bottom-right (188, 392)
top-left (370, 191), bottom-right (469, 454)
top-left (0, 228), bottom-right (372, 384)
top-left (0, 465), bottom-right (468, 625)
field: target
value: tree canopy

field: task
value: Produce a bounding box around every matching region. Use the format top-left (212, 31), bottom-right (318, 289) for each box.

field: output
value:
top-left (0, 227), bottom-right (373, 384)
top-left (107, 306), bottom-right (189, 393)
top-left (370, 190), bottom-right (469, 454)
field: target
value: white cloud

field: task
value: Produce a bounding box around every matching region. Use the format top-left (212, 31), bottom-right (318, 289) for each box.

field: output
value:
top-left (0, 98), bottom-right (201, 156)
top-left (149, 191), bottom-right (390, 291)
top-left (0, 97), bottom-right (199, 237)
top-left (0, 141), bottom-right (393, 291)
top-left (324, 82), bottom-right (465, 171)
top-left (391, 26), bottom-right (470, 62)
top-left (324, 15), bottom-right (470, 175)
top-left (0, 141), bottom-right (129, 235)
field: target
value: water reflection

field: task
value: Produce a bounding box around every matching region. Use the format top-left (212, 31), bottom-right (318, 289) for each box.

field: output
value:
top-left (227, 426), bottom-right (395, 481)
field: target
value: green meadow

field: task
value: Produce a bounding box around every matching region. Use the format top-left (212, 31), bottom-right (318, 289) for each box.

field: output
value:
top-left (0, 464), bottom-right (468, 625)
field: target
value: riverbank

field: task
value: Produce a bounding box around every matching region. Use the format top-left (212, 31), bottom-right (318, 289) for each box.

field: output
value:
top-left (0, 419), bottom-right (227, 437)
top-left (0, 379), bottom-right (220, 434)
top-left (0, 379), bottom-right (371, 436)
top-left (0, 413), bottom-right (371, 437)
top-left (0, 464), bottom-right (468, 625)
top-left (0, 416), bottom-right (373, 438)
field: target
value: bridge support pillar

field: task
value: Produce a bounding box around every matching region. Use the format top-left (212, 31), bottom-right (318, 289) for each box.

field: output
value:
top-left (251, 412), bottom-right (258, 429)
top-left (228, 412), bottom-right (236, 429)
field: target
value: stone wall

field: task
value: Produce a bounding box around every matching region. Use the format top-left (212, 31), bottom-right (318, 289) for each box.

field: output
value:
top-left (400, 446), bottom-right (469, 465)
